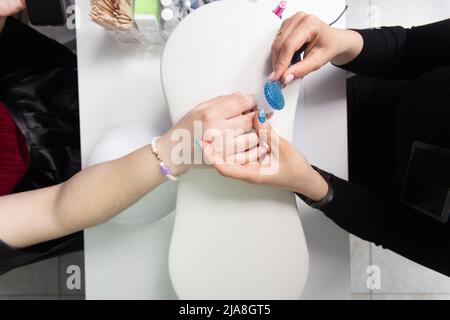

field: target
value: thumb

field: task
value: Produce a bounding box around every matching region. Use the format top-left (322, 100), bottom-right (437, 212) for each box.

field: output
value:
top-left (282, 51), bottom-right (325, 81)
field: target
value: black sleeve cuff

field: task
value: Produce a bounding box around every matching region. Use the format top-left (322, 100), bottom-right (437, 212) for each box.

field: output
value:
top-left (295, 166), bottom-right (334, 209)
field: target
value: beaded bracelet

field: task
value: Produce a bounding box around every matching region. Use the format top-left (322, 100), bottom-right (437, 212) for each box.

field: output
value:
top-left (150, 136), bottom-right (178, 182)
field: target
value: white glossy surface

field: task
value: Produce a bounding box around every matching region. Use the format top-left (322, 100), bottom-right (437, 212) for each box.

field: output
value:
top-left (78, 0), bottom-right (350, 300)
top-left (85, 121), bottom-right (177, 226)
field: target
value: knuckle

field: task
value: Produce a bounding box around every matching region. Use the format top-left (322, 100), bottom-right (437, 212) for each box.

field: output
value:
top-left (216, 95), bottom-right (229, 104)
top-left (294, 12), bottom-right (304, 20)
top-left (275, 62), bottom-right (286, 70)
top-left (304, 14), bottom-right (318, 25)
top-left (201, 110), bottom-right (215, 123)
top-left (236, 94), bottom-right (247, 106)
top-left (280, 41), bottom-right (292, 52)
top-left (271, 42), bottom-right (280, 52)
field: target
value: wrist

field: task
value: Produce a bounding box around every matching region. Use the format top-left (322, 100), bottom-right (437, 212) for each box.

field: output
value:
top-left (293, 166), bottom-right (329, 202)
top-left (331, 29), bottom-right (364, 66)
top-left (157, 133), bottom-right (188, 177)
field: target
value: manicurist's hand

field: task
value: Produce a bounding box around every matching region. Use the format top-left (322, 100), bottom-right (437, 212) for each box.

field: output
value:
top-left (200, 114), bottom-right (329, 202)
top-left (157, 93), bottom-right (262, 176)
top-left (270, 12), bottom-right (364, 85)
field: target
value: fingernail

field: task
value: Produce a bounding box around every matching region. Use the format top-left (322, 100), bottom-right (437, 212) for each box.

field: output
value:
top-left (284, 73), bottom-right (294, 86)
top-left (258, 107), bottom-right (266, 123)
top-left (268, 71), bottom-right (275, 80)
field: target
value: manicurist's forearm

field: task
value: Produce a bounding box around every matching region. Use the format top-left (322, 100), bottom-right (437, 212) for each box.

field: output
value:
top-left (292, 167), bottom-right (329, 202)
top-left (330, 29), bottom-right (364, 66)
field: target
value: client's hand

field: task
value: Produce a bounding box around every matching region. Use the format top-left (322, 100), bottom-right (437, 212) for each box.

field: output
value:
top-left (158, 93), bottom-right (266, 177)
top-left (270, 11), bottom-right (363, 85)
top-left (201, 114), bottom-right (329, 201)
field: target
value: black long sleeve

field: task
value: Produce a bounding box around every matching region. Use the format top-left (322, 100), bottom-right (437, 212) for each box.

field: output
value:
top-left (314, 19), bottom-right (450, 277)
top-left (339, 19), bottom-right (450, 79)
top-left (320, 172), bottom-right (450, 277)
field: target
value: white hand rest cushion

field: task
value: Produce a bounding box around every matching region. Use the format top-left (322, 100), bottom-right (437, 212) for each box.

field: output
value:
top-left (86, 121), bottom-right (177, 226)
top-left (161, 0), bottom-right (309, 299)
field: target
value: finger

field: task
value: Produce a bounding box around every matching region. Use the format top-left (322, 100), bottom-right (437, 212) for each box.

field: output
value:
top-left (302, 40), bottom-right (316, 58)
top-left (252, 112), bottom-right (276, 146)
top-left (225, 111), bottom-right (256, 133)
top-left (271, 13), bottom-right (307, 70)
top-left (202, 140), bottom-right (267, 184)
top-left (197, 94), bottom-right (234, 110)
top-left (224, 95), bottom-right (256, 118)
top-left (274, 27), bottom-right (314, 82)
top-left (271, 15), bottom-right (298, 69)
top-left (206, 94), bottom-right (256, 119)
top-left (227, 146), bottom-right (269, 165)
top-left (229, 131), bottom-right (259, 154)
top-left (210, 131), bottom-right (259, 157)
top-left (215, 160), bottom-right (261, 183)
top-left (281, 50), bottom-right (326, 80)
top-left (200, 140), bottom-right (224, 166)
top-left (272, 14), bottom-right (309, 80)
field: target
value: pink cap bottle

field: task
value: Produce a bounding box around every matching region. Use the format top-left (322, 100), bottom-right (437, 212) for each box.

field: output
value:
top-left (273, 0), bottom-right (287, 19)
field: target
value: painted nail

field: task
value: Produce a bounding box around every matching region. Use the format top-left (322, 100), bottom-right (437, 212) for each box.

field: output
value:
top-left (257, 107), bottom-right (266, 123)
top-left (284, 73), bottom-right (294, 86)
top-left (268, 71), bottom-right (275, 80)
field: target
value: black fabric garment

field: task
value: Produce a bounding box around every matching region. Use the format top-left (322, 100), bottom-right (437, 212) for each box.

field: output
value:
top-left (0, 17), bottom-right (83, 275)
top-left (316, 20), bottom-right (450, 276)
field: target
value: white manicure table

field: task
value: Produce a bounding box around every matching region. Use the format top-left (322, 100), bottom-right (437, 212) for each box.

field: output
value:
top-left (77, 0), bottom-right (351, 299)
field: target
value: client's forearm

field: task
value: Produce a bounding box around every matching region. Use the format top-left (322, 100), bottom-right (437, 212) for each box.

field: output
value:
top-left (52, 146), bottom-right (165, 232)
top-left (331, 29), bottom-right (364, 66)
top-left (0, 146), bottom-right (165, 248)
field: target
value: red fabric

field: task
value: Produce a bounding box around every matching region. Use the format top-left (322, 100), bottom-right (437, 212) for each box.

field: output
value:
top-left (0, 102), bottom-right (29, 196)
